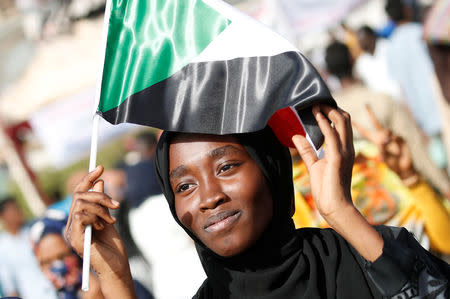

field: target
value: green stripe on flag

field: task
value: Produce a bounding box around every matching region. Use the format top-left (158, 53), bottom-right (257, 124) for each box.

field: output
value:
top-left (98, 0), bottom-right (231, 112)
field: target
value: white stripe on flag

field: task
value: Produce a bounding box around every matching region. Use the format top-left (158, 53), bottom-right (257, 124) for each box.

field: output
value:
top-left (193, 0), bottom-right (298, 63)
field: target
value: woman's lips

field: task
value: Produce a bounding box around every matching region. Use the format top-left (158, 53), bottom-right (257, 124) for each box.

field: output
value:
top-left (203, 210), bottom-right (241, 233)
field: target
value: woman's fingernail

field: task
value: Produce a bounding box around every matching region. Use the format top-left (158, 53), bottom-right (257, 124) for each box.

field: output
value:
top-left (90, 166), bottom-right (99, 173)
top-left (111, 200), bottom-right (120, 207)
top-left (111, 216), bottom-right (117, 222)
top-left (312, 105), bottom-right (319, 113)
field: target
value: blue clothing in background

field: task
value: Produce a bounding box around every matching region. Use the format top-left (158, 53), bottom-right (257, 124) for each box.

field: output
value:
top-left (376, 20), bottom-right (396, 38)
top-left (0, 227), bottom-right (58, 299)
top-left (386, 23), bottom-right (442, 136)
top-left (47, 195), bottom-right (72, 216)
top-left (134, 279), bottom-right (154, 299)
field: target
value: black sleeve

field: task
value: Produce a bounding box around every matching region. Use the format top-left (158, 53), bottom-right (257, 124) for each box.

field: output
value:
top-left (363, 226), bottom-right (449, 298)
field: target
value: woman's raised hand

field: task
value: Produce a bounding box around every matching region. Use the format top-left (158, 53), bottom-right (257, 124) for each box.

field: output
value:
top-left (65, 166), bottom-right (136, 298)
top-left (292, 105), bottom-right (384, 262)
top-left (292, 105), bottom-right (355, 218)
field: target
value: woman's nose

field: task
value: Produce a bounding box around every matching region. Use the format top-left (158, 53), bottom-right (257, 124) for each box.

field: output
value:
top-left (199, 180), bottom-right (227, 211)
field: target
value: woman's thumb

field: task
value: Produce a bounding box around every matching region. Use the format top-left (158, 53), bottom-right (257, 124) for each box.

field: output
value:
top-left (92, 179), bottom-right (104, 193)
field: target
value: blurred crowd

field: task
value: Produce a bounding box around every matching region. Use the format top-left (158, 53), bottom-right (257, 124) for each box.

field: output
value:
top-left (13, 0), bottom-right (104, 40)
top-left (0, 0), bottom-right (449, 298)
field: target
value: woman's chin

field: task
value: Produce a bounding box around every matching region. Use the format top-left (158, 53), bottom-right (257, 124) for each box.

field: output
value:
top-left (208, 236), bottom-right (253, 257)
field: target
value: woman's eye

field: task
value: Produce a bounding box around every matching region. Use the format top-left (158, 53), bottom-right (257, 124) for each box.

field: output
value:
top-left (176, 183), bottom-right (191, 193)
top-left (219, 162), bottom-right (241, 174)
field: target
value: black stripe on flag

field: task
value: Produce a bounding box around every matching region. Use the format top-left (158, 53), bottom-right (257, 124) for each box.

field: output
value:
top-left (99, 51), bottom-right (336, 135)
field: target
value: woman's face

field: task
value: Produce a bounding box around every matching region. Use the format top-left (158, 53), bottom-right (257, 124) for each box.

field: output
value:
top-left (169, 134), bottom-right (273, 257)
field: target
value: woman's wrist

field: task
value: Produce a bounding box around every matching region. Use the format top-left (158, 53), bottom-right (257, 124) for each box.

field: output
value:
top-left (96, 263), bottom-right (136, 299)
top-left (325, 201), bottom-right (384, 262)
top-left (322, 200), bottom-right (357, 231)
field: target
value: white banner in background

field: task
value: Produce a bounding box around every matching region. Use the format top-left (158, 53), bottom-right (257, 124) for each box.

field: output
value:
top-left (263, 0), bottom-right (367, 35)
top-left (30, 87), bottom-right (140, 169)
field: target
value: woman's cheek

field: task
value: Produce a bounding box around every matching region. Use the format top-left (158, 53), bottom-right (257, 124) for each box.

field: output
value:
top-left (177, 199), bottom-right (196, 230)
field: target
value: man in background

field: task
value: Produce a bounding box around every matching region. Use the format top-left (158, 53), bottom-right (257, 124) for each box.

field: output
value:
top-left (124, 131), bottom-right (161, 209)
top-left (325, 41), bottom-right (450, 199)
top-left (0, 197), bottom-right (57, 299)
top-left (354, 25), bottom-right (402, 101)
top-left (385, 0), bottom-right (447, 169)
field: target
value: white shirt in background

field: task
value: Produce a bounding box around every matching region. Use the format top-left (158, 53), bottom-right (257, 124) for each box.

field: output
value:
top-left (129, 194), bottom-right (206, 299)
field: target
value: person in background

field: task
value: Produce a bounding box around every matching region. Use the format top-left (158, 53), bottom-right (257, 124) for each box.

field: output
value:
top-left (339, 22), bottom-right (363, 60)
top-left (423, 0), bottom-right (450, 103)
top-left (376, 19), bottom-right (396, 38)
top-left (354, 25), bottom-right (402, 101)
top-left (30, 213), bottom-right (103, 299)
top-left (124, 131), bottom-right (161, 209)
top-left (128, 192), bottom-right (206, 299)
top-left (0, 197), bottom-right (58, 299)
top-left (45, 169), bottom-right (154, 298)
top-left (385, 0), bottom-right (447, 170)
top-left (353, 106), bottom-right (450, 255)
top-left (325, 41), bottom-right (450, 200)
top-left (47, 171), bottom-right (86, 216)
top-left (14, 0), bottom-right (72, 40)
top-left (291, 41), bottom-right (450, 255)
top-left (291, 105), bottom-right (450, 255)
top-left (423, 0), bottom-right (450, 176)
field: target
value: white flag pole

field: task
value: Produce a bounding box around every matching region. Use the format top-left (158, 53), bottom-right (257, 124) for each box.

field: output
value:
top-left (82, 0), bottom-right (112, 291)
top-left (82, 114), bottom-right (100, 291)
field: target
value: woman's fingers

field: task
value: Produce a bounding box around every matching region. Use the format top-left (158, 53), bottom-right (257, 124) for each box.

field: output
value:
top-left (292, 134), bottom-right (318, 172)
top-left (312, 105), bottom-right (340, 152)
top-left (73, 191), bottom-right (119, 210)
top-left (318, 105), bottom-right (353, 149)
top-left (293, 104), bottom-right (354, 168)
top-left (92, 178), bottom-right (104, 193)
top-left (74, 166), bottom-right (104, 193)
top-left (73, 198), bottom-right (116, 225)
top-left (68, 212), bottom-right (104, 255)
top-left (65, 168), bottom-right (120, 254)
top-left (74, 211), bottom-right (105, 230)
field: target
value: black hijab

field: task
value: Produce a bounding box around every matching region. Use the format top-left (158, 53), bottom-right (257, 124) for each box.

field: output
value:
top-left (155, 127), bottom-right (381, 299)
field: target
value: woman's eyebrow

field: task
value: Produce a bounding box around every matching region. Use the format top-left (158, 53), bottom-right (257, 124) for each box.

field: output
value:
top-left (169, 145), bottom-right (243, 182)
top-left (169, 165), bottom-right (188, 182)
top-left (208, 145), bottom-right (243, 159)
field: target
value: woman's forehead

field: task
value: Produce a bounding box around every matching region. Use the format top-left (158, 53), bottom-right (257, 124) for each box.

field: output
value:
top-left (169, 133), bottom-right (243, 153)
top-left (170, 132), bottom-right (238, 144)
top-left (168, 134), bottom-right (246, 169)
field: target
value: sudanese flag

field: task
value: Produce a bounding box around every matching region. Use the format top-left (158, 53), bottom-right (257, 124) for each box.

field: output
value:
top-left (96, 0), bottom-right (336, 152)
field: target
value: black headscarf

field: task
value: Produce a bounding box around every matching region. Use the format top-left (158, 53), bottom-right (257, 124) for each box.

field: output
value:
top-left (155, 127), bottom-right (381, 299)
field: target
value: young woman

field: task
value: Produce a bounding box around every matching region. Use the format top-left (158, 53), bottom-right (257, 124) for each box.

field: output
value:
top-left (65, 105), bottom-right (449, 298)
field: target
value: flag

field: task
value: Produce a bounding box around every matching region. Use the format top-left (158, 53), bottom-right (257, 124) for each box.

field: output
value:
top-left (96, 0), bottom-right (335, 150)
